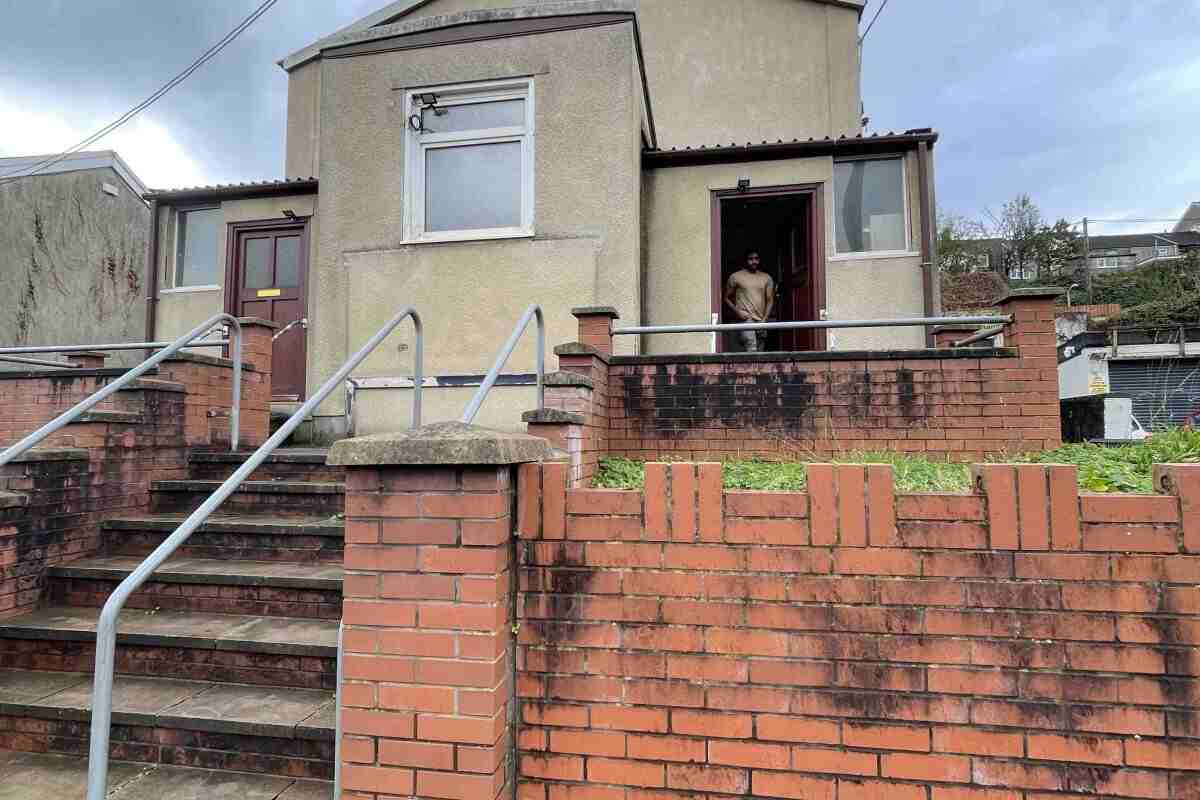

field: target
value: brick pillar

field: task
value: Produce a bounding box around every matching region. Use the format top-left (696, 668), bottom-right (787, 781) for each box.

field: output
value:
top-left (328, 421), bottom-right (551, 800)
top-left (571, 306), bottom-right (618, 357)
top-left (525, 345), bottom-right (610, 487)
top-left (236, 317), bottom-right (277, 447)
top-left (1154, 464), bottom-right (1200, 553)
top-left (995, 287), bottom-right (1064, 450)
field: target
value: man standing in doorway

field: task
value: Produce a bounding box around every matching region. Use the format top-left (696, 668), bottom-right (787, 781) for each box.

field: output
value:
top-left (724, 248), bottom-right (775, 352)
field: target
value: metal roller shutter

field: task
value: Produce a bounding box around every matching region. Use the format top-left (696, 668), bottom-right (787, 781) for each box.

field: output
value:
top-left (1108, 358), bottom-right (1200, 429)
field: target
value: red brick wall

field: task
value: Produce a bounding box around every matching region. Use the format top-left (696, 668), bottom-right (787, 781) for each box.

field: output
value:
top-left (542, 294), bottom-right (1062, 464)
top-left (514, 460), bottom-right (1200, 800)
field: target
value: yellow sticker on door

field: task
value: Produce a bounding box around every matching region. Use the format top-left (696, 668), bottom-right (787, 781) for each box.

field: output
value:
top-left (256, 288), bottom-right (282, 297)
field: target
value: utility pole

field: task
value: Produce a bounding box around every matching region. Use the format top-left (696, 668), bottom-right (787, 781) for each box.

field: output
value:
top-left (1083, 217), bottom-right (1092, 303)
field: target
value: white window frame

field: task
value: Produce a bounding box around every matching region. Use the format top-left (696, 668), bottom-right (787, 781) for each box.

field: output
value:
top-left (171, 206), bottom-right (223, 289)
top-left (402, 78), bottom-right (535, 244)
top-left (831, 155), bottom-right (915, 259)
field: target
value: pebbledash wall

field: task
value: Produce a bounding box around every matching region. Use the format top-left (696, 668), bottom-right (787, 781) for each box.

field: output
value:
top-left (0, 320), bottom-right (274, 618)
top-left (528, 290), bottom-right (1063, 485)
top-left (334, 445), bottom-right (1200, 800)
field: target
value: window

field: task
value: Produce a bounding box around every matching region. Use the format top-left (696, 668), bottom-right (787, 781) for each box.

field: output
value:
top-left (1155, 244), bottom-right (1177, 258)
top-left (834, 157), bottom-right (909, 255)
top-left (404, 79), bottom-right (534, 242)
top-left (173, 207), bottom-right (221, 287)
top-left (1092, 250), bottom-right (1122, 269)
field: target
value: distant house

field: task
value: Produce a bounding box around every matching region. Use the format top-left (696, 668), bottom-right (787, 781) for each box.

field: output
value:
top-left (0, 150), bottom-right (150, 364)
top-left (957, 230), bottom-right (1200, 281)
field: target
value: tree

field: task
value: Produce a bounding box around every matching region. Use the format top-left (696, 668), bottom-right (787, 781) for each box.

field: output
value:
top-left (936, 211), bottom-right (989, 275)
top-left (986, 195), bottom-right (1080, 282)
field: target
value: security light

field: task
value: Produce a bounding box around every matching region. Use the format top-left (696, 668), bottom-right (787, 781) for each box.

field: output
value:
top-left (281, 209), bottom-right (296, 219)
top-left (737, 177), bottom-right (751, 192)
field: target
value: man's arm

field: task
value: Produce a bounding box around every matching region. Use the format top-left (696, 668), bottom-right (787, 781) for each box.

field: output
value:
top-left (724, 275), bottom-right (747, 320)
top-left (764, 277), bottom-right (776, 321)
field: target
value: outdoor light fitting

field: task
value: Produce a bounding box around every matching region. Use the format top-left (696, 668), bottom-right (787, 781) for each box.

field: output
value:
top-left (737, 177), bottom-right (751, 192)
top-left (281, 209), bottom-right (296, 219)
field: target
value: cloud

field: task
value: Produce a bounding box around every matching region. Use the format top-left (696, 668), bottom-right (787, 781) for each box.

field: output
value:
top-left (0, 93), bottom-right (208, 188)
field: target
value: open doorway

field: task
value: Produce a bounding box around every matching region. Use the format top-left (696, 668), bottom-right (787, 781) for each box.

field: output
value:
top-left (711, 184), bottom-right (825, 352)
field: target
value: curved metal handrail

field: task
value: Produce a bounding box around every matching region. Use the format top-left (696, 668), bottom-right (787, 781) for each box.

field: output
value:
top-left (85, 306), bottom-right (423, 799)
top-left (461, 304), bottom-right (544, 424)
top-left (0, 313), bottom-right (243, 465)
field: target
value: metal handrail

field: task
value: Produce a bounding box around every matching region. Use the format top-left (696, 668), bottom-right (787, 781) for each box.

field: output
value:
top-left (0, 314), bottom-right (243, 467)
top-left (612, 314), bottom-right (1012, 337)
top-left (461, 304), bottom-right (544, 424)
top-left (953, 325), bottom-right (1006, 348)
top-left (0, 354), bottom-right (81, 369)
top-left (84, 306), bottom-right (423, 800)
top-left (0, 339), bottom-right (229, 354)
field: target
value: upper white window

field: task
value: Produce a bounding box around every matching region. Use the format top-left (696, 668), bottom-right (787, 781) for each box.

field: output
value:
top-left (403, 79), bottom-right (535, 243)
top-left (833, 157), bottom-right (910, 255)
top-left (174, 207), bottom-right (221, 287)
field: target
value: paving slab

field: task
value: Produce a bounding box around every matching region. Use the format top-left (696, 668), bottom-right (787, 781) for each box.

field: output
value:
top-left (0, 751), bottom-right (146, 800)
top-left (49, 555), bottom-right (342, 589)
top-left (0, 669), bottom-right (87, 703)
top-left (0, 606), bottom-right (337, 657)
top-left (109, 763), bottom-right (301, 800)
top-left (276, 779), bottom-right (334, 799)
top-left (32, 674), bottom-right (210, 724)
top-left (160, 683), bottom-right (332, 738)
top-left (103, 514), bottom-right (344, 536)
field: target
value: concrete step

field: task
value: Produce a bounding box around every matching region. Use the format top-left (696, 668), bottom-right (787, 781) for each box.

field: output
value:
top-left (46, 556), bottom-right (342, 620)
top-left (102, 514), bottom-right (343, 563)
top-left (0, 751), bottom-right (330, 798)
top-left (0, 669), bottom-right (333, 779)
top-left (188, 449), bottom-right (343, 484)
top-left (149, 480), bottom-right (345, 518)
top-left (0, 607), bottom-right (336, 690)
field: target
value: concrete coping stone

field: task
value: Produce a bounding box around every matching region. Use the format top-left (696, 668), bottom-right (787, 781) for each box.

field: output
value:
top-left (0, 492), bottom-right (28, 509)
top-left (77, 410), bottom-right (142, 425)
top-left (553, 342), bottom-right (609, 363)
top-left (571, 305), bottom-right (620, 319)
top-left (930, 323), bottom-right (986, 333)
top-left (61, 350), bottom-right (110, 360)
top-left (327, 421), bottom-right (552, 466)
top-left (3, 448), bottom-right (89, 463)
top-left (522, 408), bottom-right (587, 425)
top-left (0, 367), bottom-right (132, 380)
top-left (545, 370), bottom-right (595, 389)
top-left (162, 351), bottom-right (262, 372)
top-left (993, 286), bottom-right (1067, 305)
top-left (609, 347), bottom-right (1018, 367)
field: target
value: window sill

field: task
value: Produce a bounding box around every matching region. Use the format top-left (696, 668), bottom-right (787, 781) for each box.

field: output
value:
top-left (398, 229), bottom-right (535, 246)
top-left (828, 251), bottom-right (921, 262)
top-left (159, 285), bottom-right (221, 295)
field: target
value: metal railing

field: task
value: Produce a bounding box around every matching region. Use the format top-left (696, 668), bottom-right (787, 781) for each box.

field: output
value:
top-left (953, 325), bottom-right (1006, 348)
top-left (0, 334), bottom-right (230, 370)
top-left (84, 306), bottom-right (424, 800)
top-left (461, 304), bottom-right (544, 424)
top-left (0, 314), bottom-right (243, 466)
top-left (612, 314), bottom-right (1012, 338)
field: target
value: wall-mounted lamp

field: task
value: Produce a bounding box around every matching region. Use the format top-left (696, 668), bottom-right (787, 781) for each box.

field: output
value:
top-left (281, 209), bottom-right (297, 219)
top-left (737, 177), bottom-right (751, 192)
top-left (409, 93), bottom-right (448, 132)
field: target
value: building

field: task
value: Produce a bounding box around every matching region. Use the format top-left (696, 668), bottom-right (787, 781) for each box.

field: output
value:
top-left (1078, 231), bottom-right (1200, 274)
top-left (0, 150), bottom-right (149, 365)
top-left (146, 0), bottom-right (941, 440)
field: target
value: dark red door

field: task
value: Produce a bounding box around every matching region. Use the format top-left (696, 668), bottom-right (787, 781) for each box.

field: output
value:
top-left (231, 222), bottom-right (307, 400)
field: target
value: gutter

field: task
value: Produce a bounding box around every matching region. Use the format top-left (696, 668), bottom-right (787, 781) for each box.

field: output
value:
top-left (143, 199), bottom-right (161, 355)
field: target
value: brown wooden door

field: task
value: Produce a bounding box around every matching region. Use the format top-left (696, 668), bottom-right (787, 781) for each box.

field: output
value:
top-left (229, 221), bottom-right (308, 400)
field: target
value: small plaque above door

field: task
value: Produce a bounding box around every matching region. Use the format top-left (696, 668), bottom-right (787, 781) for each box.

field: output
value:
top-left (256, 288), bottom-right (282, 297)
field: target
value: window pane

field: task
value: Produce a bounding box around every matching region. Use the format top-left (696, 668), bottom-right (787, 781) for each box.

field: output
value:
top-left (421, 99), bottom-right (524, 134)
top-left (275, 236), bottom-right (301, 287)
top-left (425, 142), bottom-right (522, 232)
top-left (175, 208), bottom-right (221, 286)
top-left (835, 159), bottom-right (906, 253)
top-left (243, 237), bottom-right (272, 289)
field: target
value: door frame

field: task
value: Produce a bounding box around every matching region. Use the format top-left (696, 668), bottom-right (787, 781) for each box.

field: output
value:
top-left (709, 182), bottom-right (826, 352)
top-left (223, 217), bottom-right (311, 397)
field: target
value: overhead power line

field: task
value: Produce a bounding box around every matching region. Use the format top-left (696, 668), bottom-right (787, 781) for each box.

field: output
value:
top-left (860, 0), bottom-right (892, 43)
top-left (0, 0), bottom-right (280, 185)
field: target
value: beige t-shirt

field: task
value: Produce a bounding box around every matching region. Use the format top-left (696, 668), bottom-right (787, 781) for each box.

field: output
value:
top-left (727, 269), bottom-right (774, 321)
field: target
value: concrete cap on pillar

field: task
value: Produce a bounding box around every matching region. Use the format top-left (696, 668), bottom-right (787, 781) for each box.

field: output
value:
top-left (992, 287), bottom-right (1066, 306)
top-left (327, 420), bottom-right (552, 466)
top-left (571, 306), bottom-right (620, 320)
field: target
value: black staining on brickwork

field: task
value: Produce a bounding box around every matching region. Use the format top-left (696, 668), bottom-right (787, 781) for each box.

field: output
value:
top-left (1148, 599), bottom-right (1199, 712)
top-left (897, 368), bottom-right (917, 419)
top-left (621, 359), bottom-right (937, 438)
top-left (521, 541), bottom-right (593, 682)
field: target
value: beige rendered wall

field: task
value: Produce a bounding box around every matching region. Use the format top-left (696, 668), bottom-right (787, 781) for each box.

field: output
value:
top-left (384, 0), bottom-right (864, 146)
top-left (355, 384), bottom-right (536, 435)
top-left (285, 61), bottom-right (322, 179)
top-left (641, 149), bottom-right (926, 355)
top-left (308, 23), bottom-right (642, 431)
top-left (154, 194), bottom-right (318, 342)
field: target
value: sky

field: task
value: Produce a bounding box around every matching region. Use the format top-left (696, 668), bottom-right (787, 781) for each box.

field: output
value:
top-left (1, 0), bottom-right (1198, 236)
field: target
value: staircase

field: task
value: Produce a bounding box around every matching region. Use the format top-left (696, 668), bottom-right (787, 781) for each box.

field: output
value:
top-left (0, 449), bottom-right (343, 798)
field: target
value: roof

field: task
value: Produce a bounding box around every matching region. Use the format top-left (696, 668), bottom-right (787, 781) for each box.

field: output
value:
top-left (642, 129), bottom-right (938, 168)
top-left (279, 0), bottom-right (865, 72)
top-left (144, 177), bottom-right (318, 203)
top-left (1083, 231), bottom-right (1200, 250)
top-left (0, 150), bottom-right (147, 197)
